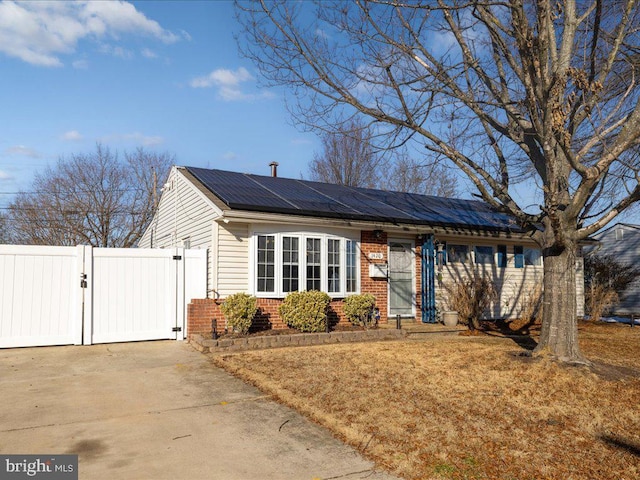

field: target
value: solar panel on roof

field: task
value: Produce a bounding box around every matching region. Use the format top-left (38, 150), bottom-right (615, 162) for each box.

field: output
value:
top-left (184, 166), bottom-right (521, 232)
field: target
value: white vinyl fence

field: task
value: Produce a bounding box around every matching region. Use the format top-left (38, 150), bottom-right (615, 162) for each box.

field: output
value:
top-left (0, 245), bottom-right (206, 348)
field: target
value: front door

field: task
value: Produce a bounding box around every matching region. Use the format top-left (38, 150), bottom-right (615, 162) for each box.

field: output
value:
top-left (388, 240), bottom-right (415, 317)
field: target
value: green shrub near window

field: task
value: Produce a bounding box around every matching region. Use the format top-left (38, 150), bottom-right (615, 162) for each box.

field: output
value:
top-left (343, 293), bottom-right (377, 329)
top-left (220, 293), bottom-right (258, 335)
top-left (279, 290), bottom-right (331, 332)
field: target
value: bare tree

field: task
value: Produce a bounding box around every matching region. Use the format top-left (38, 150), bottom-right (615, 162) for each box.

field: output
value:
top-left (310, 119), bottom-right (458, 195)
top-left (0, 212), bottom-right (10, 244)
top-left (8, 145), bottom-right (172, 247)
top-left (237, 0), bottom-right (640, 363)
top-left (384, 153), bottom-right (458, 197)
top-left (309, 119), bottom-right (383, 188)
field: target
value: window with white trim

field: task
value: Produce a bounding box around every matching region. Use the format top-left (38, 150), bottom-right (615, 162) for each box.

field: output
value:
top-left (252, 232), bottom-right (359, 297)
top-left (282, 236), bottom-right (299, 292)
top-left (328, 239), bottom-right (341, 293)
top-left (306, 237), bottom-right (322, 291)
top-left (257, 235), bottom-right (275, 293)
top-left (447, 244), bottom-right (469, 263)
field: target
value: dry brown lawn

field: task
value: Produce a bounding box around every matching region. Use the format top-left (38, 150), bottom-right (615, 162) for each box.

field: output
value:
top-left (212, 321), bottom-right (640, 480)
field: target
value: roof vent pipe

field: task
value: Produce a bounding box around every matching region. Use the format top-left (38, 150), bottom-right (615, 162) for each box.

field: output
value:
top-left (269, 161), bottom-right (279, 177)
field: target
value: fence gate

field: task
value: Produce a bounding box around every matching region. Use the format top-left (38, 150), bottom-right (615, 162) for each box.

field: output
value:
top-left (0, 245), bottom-right (206, 348)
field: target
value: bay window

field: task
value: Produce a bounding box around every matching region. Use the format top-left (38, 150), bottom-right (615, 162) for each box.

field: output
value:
top-left (252, 232), bottom-right (359, 297)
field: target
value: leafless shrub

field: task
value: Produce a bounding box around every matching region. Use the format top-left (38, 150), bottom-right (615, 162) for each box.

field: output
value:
top-left (444, 274), bottom-right (497, 331)
top-left (586, 284), bottom-right (619, 322)
top-left (585, 253), bottom-right (640, 321)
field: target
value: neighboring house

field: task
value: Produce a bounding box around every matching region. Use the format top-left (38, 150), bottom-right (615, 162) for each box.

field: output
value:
top-left (588, 223), bottom-right (640, 315)
top-left (140, 165), bottom-right (585, 335)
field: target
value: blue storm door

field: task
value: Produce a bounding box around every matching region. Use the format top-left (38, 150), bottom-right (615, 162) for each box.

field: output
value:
top-left (388, 240), bottom-right (415, 317)
top-left (422, 235), bottom-right (437, 323)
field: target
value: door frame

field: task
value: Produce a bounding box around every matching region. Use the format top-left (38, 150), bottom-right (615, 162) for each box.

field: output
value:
top-left (387, 238), bottom-right (416, 319)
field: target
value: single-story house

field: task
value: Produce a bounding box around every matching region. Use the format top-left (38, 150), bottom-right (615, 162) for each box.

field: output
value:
top-left (587, 223), bottom-right (640, 315)
top-left (139, 165), bottom-right (585, 336)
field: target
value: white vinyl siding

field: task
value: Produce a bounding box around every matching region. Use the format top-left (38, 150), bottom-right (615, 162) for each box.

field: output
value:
top-left (215, 222), bottom-right (249, 297)
top-left (589, 224), bottom-right (640, 315)
top-left (139, 168), bottom-right (215, 250)
top-left (436, 238), bottom-right (545, 319)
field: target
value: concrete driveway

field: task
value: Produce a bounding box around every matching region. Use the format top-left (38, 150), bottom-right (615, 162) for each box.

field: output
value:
top-left (0, 341), bottom-right (399, 480)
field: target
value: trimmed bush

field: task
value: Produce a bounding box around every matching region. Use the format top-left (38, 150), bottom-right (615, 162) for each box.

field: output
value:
top-left (278, 290), bottom-right (331, 332)
top-left (220, 293), bottom-right (258, 335)
top-left (343, 293), bottom-right (377, 329)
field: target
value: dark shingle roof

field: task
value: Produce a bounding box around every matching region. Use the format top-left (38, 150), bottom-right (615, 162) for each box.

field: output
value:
top-left (184, 166), bottom-right (521, 232)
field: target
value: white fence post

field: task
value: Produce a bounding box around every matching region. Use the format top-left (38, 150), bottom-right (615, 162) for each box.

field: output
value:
top-left (175, 247), bottom-right (185, 341)
top-left (81, 245), bottom-right (93, 345)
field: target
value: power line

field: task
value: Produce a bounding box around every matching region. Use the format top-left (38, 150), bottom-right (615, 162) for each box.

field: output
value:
top-left (0, 187), bottom-right (155, 195)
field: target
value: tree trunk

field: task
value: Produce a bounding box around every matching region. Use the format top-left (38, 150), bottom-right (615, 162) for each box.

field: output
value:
top-left (534, 241), bottom-right (589, 364)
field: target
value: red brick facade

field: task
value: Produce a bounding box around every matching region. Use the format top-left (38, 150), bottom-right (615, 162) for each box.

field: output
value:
top-left (187, 230), bottom-right (423, 337)
top-left (188, 297), bottom-right (349, 336)
top-left (359, 230), bottom-right (390, 322)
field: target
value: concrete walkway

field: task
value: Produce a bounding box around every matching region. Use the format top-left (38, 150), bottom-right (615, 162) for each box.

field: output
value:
top-left (0, 341), bottom-right (399, 480)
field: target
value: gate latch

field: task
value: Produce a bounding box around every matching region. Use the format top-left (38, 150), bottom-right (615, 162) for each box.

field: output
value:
top-left (172, 327), bottom-right (182, 332)
top-left (80, 273), bottom-right (87, 288)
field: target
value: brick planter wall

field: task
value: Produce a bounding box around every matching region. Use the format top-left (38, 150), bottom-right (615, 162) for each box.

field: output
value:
top-left (188, 297), bottom-right (350, 337)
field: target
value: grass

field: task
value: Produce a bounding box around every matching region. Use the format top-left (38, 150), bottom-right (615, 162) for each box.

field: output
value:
top-left (212, 321), bottom-right (640, 480)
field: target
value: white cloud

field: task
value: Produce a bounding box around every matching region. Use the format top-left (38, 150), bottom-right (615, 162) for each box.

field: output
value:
top-left (190, 67), bottom-right (254, 89)
top-left (0, 169), bottom-right (14, 180)
top-left (141, 47), bottom-right (157, 59)
top-left (221, 151), bottom-right (238, 161)
top-left (190, 67), bottom-right (274, 101)
top-left (0, 0), bottom-right (184, 67)
top-left (61, 130), bottom-right (83, 141)
top-left (3, 145), bottom-right (41, 158)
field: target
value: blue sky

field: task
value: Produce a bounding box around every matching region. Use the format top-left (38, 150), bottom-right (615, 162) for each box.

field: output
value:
top-left (0, 0), bottom-right (320, 207)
